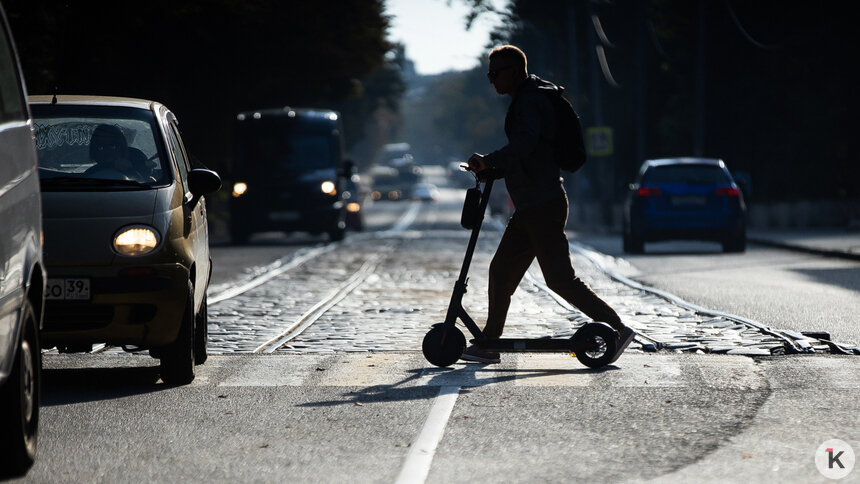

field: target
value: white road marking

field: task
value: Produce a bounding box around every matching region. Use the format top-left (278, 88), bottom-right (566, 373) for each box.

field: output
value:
top-left (394, 385), bottom-right (460, 484)
top-left (381, 201), bottom-right (422, 236)
top-left (218, 355), bottom-right (328, 387)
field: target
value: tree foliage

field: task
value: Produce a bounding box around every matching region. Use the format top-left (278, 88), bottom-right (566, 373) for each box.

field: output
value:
top-left (5, 0), bottom-right (404, 174)
top-left (401, 63), bottom-right (507, 165)
top-left (447, 0), bottom-right (858, 202)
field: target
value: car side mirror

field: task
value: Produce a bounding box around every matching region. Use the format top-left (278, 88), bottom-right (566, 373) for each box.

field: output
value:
top-left (187, 168), bottom-right (222, 207)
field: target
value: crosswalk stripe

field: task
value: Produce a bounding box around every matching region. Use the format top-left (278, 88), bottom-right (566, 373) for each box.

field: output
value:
top-left (317, 353), bottom-right (415, 387)
top-left (208, 353), bottom-right (734, 388)
top-left (512, 354), bottom-right (596, 387)
top-left (217, 355), bottom-right (329, 387)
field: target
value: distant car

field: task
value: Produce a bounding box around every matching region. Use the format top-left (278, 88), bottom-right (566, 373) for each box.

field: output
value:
top-left (369, 165), bottom-right (403, 201)
top-left (0, 7), bottom-right (46, 477)
top-left (411, 183), bottom-right (439, 202)
top-left (623, 157), bottom-right (746, 253)
top-left (29, 95), bottom-right (221, 385)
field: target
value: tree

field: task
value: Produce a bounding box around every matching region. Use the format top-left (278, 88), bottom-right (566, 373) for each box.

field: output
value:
top-left (5, 0), bottom-right (403, 175)
top-left (464, 0), bottom-right (858, 204)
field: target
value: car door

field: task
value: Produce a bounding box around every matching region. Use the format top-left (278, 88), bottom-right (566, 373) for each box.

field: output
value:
top-left (163, 113), bottom-right (209, 309)
top-left (0, 9), bottom-right (41, 371)
top-left (0, 5), bottom-right (44, 476)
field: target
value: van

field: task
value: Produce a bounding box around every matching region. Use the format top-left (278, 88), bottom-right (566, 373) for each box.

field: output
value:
top-left (229, 107), bottom-right (353, 244)
top-left (0, 4), bottom-right (46, 477)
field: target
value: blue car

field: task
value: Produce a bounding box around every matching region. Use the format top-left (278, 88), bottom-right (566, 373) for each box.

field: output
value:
top-left (623, 158), bottom-right (746, 253)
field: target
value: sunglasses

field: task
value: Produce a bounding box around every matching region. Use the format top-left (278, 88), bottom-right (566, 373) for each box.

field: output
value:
top-left (487, 65), bottom-right (514, 80)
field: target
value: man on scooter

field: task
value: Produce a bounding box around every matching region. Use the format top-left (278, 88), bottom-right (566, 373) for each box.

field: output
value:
top-left (464, 45), bottom-right (635, 363)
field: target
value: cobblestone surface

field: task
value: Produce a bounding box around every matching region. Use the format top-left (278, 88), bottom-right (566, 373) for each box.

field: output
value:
top-left (204, 204), bottom-right (802, 356)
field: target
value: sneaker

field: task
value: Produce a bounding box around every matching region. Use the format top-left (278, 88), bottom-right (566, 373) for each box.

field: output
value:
top-left (460, 344), bottom-right (500, 364)
top-left (609, 326), bottom-right (636, 364)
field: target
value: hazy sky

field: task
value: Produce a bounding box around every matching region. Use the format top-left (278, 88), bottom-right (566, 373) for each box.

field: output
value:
top-left (385, 0), bottom-right (506, 75)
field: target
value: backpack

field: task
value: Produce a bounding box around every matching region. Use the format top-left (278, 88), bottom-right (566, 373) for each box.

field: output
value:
top-left (543, 86), bottom-right (586, 173)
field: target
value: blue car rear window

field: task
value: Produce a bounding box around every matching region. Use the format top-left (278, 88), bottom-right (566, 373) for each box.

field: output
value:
top-left (644, 165), bottom-right (730, 185)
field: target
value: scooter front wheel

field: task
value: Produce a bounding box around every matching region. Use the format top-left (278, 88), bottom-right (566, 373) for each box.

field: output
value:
top-left (422, 324), bottom-right (466, 367)
top-left (572, 323), bottom-right (617, 369)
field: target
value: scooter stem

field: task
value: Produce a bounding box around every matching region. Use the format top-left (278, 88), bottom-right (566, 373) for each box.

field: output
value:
top-left (456, 178), bottom-right (493, 288)
top-left (443, 178), bottom-right (495, 333)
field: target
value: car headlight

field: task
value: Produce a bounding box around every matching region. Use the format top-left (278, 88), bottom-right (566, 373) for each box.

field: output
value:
top-left (113, 226), bottom-right (160, 256)
top-left (232, 182), bottom-right (248, 198)
top-left (320, 180), bottom-right (337, 195)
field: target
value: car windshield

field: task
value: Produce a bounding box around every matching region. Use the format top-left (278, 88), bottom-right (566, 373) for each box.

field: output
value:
top-left (236, 118), bottom-right (336, 174)
top-left (31, 104), bottom-right (170, 190)
top-left (644, 164), bottom-right (730, 185)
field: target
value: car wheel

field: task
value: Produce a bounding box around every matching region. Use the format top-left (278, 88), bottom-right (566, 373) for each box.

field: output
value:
top-left (0, 300), bottom-right (40, 478)
top-left (160, 282), bottom-right (195, 385)
top-left (194, 295), bottom-right (208, 365)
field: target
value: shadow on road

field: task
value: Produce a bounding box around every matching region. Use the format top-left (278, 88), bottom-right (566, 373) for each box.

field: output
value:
top-left (298, 363), bottom-right (621, 407)
top-left (41, 365), bottom-right (169, 406)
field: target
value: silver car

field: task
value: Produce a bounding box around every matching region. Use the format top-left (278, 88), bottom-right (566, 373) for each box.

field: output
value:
top-left (30, 95), bottom-right (220, 385)
top-left (0, 4), bottom-right (46, 477)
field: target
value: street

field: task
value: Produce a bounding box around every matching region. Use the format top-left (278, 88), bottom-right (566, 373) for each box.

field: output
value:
top-left (19, 169), bottom-right (859, 483)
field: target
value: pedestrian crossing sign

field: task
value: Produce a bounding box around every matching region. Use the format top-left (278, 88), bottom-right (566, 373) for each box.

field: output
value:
top-left (586, 126), bottom-right (613, 157)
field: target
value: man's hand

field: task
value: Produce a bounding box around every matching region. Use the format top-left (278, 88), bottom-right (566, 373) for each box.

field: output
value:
top-left (467, 153), bottom-right (488, 173)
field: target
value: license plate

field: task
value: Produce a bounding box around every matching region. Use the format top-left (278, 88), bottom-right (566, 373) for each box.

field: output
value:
top-left (671, 196), bottom-right (706, 206)
top-left (46, 278), bottom-right (91, 301)
top-left (269, 211), bottom-right (301, 221)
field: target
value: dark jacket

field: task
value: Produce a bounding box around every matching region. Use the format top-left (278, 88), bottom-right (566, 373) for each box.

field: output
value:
top-left (484, 74), bottom-right (564, 211)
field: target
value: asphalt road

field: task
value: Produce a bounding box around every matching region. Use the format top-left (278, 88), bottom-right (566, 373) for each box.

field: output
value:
top-left (23, 353), bottom-right (859, 483)
top-left (18, 172), bottom-right (859, 483)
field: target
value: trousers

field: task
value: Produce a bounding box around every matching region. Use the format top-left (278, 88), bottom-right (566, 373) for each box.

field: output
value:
top-left (484, 195), bottom-right (623, 338)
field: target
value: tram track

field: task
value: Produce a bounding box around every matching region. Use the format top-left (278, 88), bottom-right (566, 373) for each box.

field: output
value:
top-left (207, 202), bottom-right (419, 352)
top-left (252, 249), bottom-right (390, 353)
top-left (483, 217), bottom-right (858, 355)
top-left (49, 201), bottom-right (423, 356)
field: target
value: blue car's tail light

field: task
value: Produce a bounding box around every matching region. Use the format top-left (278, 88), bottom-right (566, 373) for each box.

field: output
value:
top-left (636, 187), bottom-right (663, 197)
top-left (715, 187), bottom-right (740, 197)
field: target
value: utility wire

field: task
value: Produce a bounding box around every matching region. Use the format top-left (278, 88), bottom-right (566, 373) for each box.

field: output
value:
top-left (591, 13), bottom-right (615, 48)
top-left (724, 0), bottom-right (781, 50)
top-left (596, 45), bottom-right (621, 87)
top-left (591, 13), bottom-right (621, 88)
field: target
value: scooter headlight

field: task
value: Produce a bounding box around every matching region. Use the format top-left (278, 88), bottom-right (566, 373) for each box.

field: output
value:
top-left (113, 225), bottom-right (160, 256)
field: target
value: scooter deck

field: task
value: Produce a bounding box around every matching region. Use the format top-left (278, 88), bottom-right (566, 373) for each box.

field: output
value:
top-left (472, 338), bottom-right (599, 353)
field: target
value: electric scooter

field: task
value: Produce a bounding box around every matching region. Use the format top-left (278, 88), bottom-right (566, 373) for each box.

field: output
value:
top-left (422, 168), bottom-right (620, 369)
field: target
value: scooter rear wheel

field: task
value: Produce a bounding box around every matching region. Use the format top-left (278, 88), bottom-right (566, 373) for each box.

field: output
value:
top-left (422, 325), bottom-right (466, 367)
top-left (572, 323), bottom-right (617, 369)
